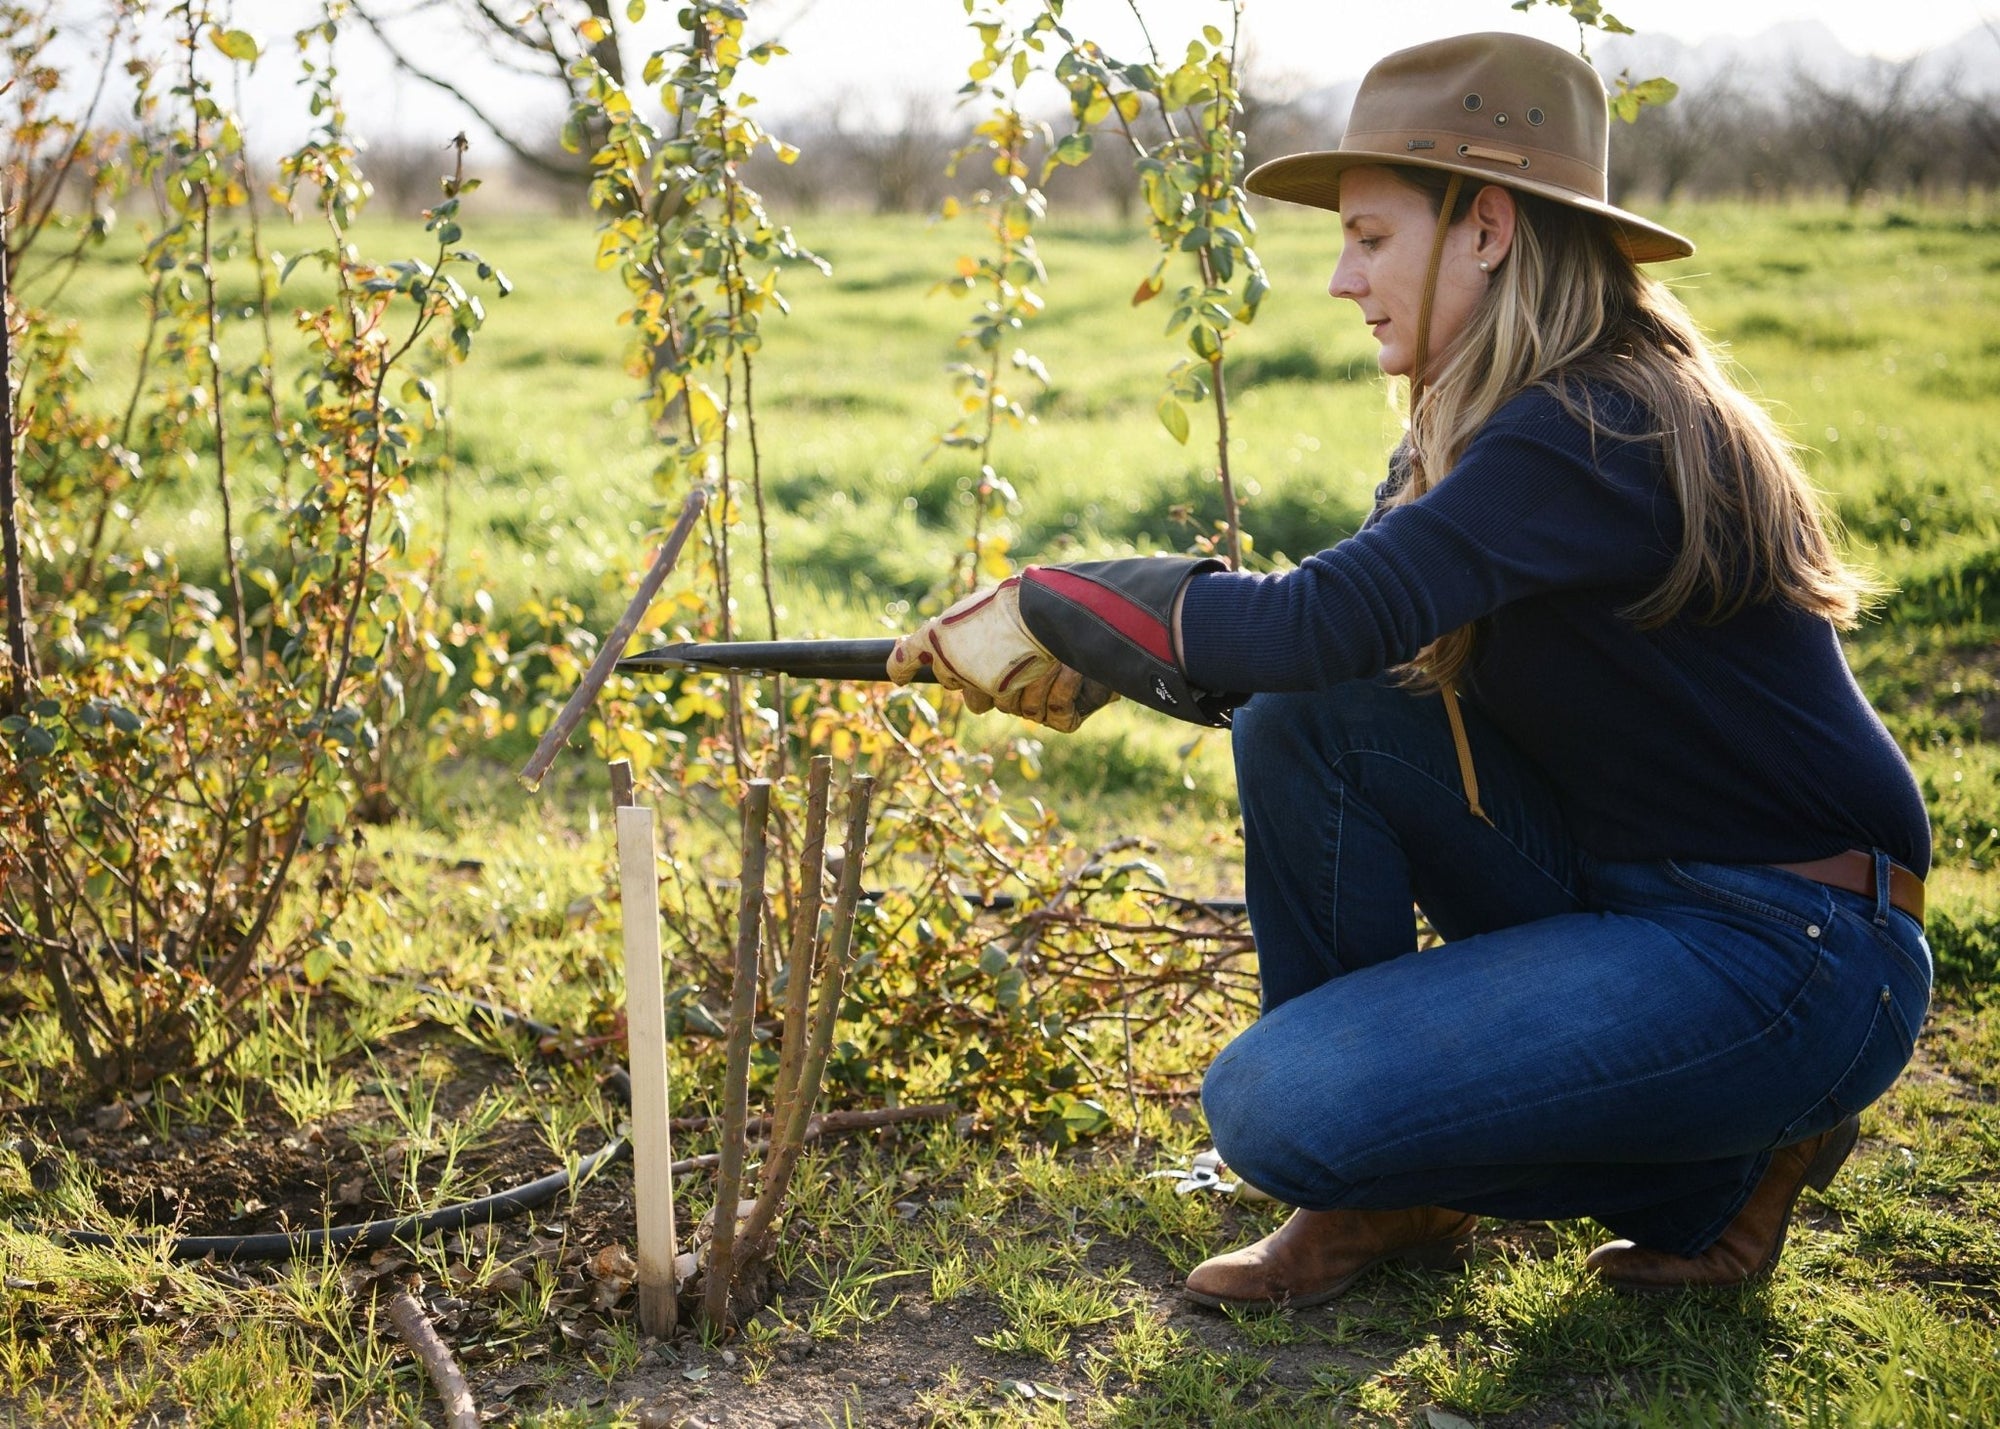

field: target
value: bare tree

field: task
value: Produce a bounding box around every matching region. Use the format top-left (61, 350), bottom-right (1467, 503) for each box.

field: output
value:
top-left (1790, 56), bottom-right (1931, 206)
top-left (857, 93), bottom-right (956, 215)
top-left (347, 0), bottom-right (626, 184)
top-left (1966, 92), bottom-right (2000, 156)
top-left (1940, 81), bottom-right (2000, 192)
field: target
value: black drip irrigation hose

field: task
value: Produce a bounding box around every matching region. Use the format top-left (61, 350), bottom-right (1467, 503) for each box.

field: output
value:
top-left (23, 984), bottom-right (632, 1263)
top-left (53, 1139), bottom-right (629, 1263)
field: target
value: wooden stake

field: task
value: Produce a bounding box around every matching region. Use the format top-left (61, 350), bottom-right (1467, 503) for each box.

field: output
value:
top-left (612, 762), bottom-right (679, 1338)
top-left (705, 778), bottom-right (771, 1329)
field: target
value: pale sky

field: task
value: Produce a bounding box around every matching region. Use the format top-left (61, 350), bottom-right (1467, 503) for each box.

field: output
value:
top-left (53, 0), bottom-right (1995, 157)
top-left (757, 0), bottom-right (1987, 98)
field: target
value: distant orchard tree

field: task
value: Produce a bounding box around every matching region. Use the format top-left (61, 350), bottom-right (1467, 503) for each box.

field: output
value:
top-left (1790, 56), bottom-right (1931, 205)
top-left (1609, 66), bottom-right (1747, 202)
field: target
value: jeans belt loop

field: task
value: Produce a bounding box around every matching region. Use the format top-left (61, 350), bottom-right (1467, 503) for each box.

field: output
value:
top-left (1872, 849), bottom-right (1892, 927)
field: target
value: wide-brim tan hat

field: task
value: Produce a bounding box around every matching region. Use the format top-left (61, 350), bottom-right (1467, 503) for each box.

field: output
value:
top-left (1245, 32), bottom-right (1693, 264)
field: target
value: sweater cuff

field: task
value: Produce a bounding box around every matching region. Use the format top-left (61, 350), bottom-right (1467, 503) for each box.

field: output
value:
top-left (1179, 568), bottom-right (1275, 694)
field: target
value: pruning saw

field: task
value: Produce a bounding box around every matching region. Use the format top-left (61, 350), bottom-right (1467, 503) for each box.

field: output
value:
top-left (614, 638), bottom-right (936, 684)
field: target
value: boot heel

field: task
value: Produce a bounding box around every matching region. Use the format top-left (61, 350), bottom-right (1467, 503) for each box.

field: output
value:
top-left (1802, 1114), bottom-right (1860, 1192)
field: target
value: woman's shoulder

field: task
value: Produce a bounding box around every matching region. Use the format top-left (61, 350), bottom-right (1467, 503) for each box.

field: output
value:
top-left (1473, 378), bottom-right (1662, 480)
top-left (1488, 378), bottom-right (1655, 444)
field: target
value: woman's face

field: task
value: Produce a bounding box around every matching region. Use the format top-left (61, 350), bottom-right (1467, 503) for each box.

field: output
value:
top-left (1328, 166), bottom-right (1493, 380)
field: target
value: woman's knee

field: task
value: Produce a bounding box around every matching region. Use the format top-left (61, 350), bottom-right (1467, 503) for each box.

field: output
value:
top-left (1232, 691), bottom-right (1320, 803)
top-left (1202, 1025), bottom-right (1355, 1206)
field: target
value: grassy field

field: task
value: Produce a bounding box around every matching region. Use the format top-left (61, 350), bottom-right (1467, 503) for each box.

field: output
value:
top-left (4, 198), bottom-right (1998, 1426)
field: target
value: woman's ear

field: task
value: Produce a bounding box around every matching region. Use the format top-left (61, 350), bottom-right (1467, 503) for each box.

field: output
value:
top-left (1467, 184), bottom-right (1518, 269)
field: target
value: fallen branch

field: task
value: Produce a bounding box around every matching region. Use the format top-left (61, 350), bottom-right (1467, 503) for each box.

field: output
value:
top-left (383, 1290), bottom-right (479, 1429)
top-left (520, 484), bottom-right (709, 787)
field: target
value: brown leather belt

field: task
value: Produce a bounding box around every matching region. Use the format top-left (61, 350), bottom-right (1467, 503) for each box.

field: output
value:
top-left (1769, 849), bottom-right (1925, 925)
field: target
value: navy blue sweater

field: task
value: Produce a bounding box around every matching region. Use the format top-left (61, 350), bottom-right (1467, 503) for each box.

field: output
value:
top-left (1179, 386), bottom-right (1931, 873)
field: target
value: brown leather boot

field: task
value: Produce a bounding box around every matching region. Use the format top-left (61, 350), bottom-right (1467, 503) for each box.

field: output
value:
top-left (1183, 1205), bottom-right (1478, 1310)
top-left (1584, 1115), bottom-right (1860, 1292)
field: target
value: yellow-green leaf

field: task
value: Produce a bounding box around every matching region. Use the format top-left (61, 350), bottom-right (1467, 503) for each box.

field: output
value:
top-left (579, 16), bottom-right (608, 43)
top-left (209, 26), bottom-right (261, 62)
top-left (687, 381), bottom-right (723, 438)
top-left (1157, 396), bottom-right (1190, 445)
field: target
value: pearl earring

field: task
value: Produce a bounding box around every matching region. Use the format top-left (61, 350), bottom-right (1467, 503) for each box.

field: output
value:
top-left (1479, 260), bottom-right (1491, 271)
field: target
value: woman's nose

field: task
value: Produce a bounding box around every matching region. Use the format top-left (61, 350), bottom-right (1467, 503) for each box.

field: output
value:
top-left (1328, 256), bottom-right (1362, 300)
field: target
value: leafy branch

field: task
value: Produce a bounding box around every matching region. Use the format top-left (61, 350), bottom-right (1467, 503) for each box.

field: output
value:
top-left (566, 0), bottom-right (823, 775)
top-left (1049, 0), bottom-right (1265, 569)
top-left (931, 0), bottom-right (1070, 595)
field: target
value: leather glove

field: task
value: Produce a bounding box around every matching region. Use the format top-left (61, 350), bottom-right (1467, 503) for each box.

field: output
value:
top-left (887, 576), bottom-right (1121, 733)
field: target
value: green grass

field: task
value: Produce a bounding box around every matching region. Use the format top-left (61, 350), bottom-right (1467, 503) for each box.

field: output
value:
top-left (7, 198), bottom-right (2000, 1424)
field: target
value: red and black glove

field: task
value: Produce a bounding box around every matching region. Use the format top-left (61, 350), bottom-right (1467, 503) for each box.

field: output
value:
top-left (1016, 558), bottom-right (1244, 727)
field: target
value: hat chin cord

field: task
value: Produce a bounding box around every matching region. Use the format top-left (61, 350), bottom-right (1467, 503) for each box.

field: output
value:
top-left (1405, 169), bottom-right (1494, 827)
top-left (1409, 170), bottom-right (1463, 408)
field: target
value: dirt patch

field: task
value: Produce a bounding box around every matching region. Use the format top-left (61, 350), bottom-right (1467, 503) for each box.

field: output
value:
top-left (582, 1251), bottom-right (1331, 1426)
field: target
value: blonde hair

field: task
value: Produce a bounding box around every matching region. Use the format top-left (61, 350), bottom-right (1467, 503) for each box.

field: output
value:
top-left (1383, 169), bottom-right (1877, 689)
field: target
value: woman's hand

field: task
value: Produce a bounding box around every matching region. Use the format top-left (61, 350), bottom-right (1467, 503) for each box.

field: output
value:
top-left (887, 577), bottom-right (1120, 732)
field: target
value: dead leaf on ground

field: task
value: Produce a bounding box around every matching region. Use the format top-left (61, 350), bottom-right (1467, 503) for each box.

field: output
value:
top-left (588, 1243), bottom-right (637, 1281)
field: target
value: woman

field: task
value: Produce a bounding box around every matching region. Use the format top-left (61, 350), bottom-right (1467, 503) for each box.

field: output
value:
top-left (887, 31), bottom-right (1931, 1304)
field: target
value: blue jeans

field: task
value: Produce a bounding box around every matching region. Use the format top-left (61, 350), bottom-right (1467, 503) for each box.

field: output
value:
top-left (1203, 680), bottom-right (1932, 1255)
